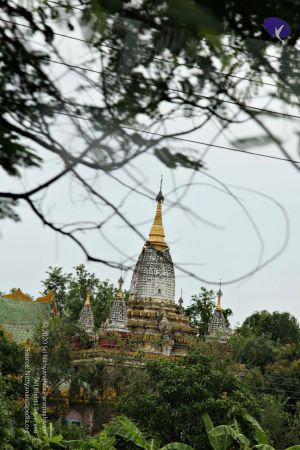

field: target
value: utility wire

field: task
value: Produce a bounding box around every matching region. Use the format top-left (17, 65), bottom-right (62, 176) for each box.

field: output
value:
top-left (3, 18), bottom-right (299, 120)
top-left (3, 17), bottom-right (300, 163)
top-left (42, 57), bottom-right (300, 120)
top-left (1, 17), bottom-right (288, 92)
top-left (34, 108), bottom-right (300, 164)
top-left (45, 0), bottom-right (283, 61)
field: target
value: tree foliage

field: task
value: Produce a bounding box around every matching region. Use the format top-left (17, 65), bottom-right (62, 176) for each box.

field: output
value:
top-left (116, 351), bottom-right (258, 448)
top-left (185, 287), bottom-right (232, 339)
top-left (231, 334), bottom-right (276, 371)
top-left (238, 311), bottom-right (300, 345)
top-left (41, 264), bottom-right (115, 326)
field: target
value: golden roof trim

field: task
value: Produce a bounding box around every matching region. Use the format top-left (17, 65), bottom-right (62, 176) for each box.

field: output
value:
top-left (36, 290), bottom-right (58, 315)
top-left (36, 290), bottom-right (54, 304)
top-left (3, 288), bottom-right (32, 302)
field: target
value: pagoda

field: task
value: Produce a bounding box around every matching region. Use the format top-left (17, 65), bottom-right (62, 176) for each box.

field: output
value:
top-left (105, 277), bottom-right (128, 334)
top-left (78, 290), bottom-right (95, 334)
top-left (106, 181), bottom-right (196, 356)
top-left (208, 282), bottom-right (230, 342)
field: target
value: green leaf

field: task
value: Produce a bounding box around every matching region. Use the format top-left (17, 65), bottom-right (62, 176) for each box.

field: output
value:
top-left (202, 412), bottom-right (214, 434)
top-left (245, 414), bottom-right (269, 445)
top-left (254, 446), bottom-right (276, 450)
top-left (0, 199), bottom-right (20, 222)
top-left (160, 444), bottom-right (195, 450)
top-left (208, 425), bottom-right (235, 450)
top-left (66, 440), bottom-right (95, 449)
top-left (104, 416), bottom-right (149, 449)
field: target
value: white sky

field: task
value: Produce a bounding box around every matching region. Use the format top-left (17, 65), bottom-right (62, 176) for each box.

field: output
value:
top-left (1, 11), bottom-right (300, 327)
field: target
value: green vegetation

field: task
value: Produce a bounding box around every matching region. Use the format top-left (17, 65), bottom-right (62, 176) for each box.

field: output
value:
top-left (1, 272), bottom-right (300, 448)
top-left (2, 410), bottom-right (300, 450)
top-left (116, 351), bottom-right (258, 448)
top-left (185, 287), bottom-right (232, 339)
top-left (237, 311), bottom-right (300, 345)
top-left (41, 264), bottom-right (116, 325)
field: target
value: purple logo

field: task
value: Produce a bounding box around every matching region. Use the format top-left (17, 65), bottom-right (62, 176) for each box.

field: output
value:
top-left (263, 17), bottom-right (291, 43)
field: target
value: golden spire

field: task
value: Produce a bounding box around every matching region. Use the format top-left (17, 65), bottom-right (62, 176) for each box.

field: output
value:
top-left (147, 177), bottom-right (168, 251)
top-left (216, 279), bottom-right (222, 311)
top-left (117, 276), bottom-right (124, 301)
top-left (84, 289), bottom-right (91, 307)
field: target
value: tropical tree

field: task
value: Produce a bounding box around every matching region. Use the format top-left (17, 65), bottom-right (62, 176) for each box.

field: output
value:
top-left (237, 311), bottom-right (300, 345)
top-left (9, 413), bottom-right (194, 449)
top-left (257, 395), bottom-right (300, 450)
top-left (31, 316), bottom-right (106, 422)
top-left (67, 415), bottom-right (194, 450)
top-left (202, 412), bottom-right (300, 450)
top-left (15, 410), bottom-right (65, 449)
top-left (41, 265), bottom-right (115, 325)
top-left (116, 351), bottom-right (258, 448)
top-left (231, 334), bottom-right (276, 372)
top-left (263, 358), bottom-right (300, 413)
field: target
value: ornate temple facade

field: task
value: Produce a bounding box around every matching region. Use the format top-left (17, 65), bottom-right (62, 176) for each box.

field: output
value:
top-left (75, 184), bottom-right (196, 358)
top-left (124, 185), bottom-right (196, 356)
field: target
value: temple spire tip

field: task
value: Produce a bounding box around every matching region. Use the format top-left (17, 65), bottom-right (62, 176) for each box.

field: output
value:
top-left (117, 275), bottom-right (124, 301)
top-left (156, 175), bottom-right (164, 202)
top-left (84, 289), bottom-right (91, 307)
top-left (216, 279), bottom-right (222, 311)
top-left (147, 179), bottom-right (168, 250)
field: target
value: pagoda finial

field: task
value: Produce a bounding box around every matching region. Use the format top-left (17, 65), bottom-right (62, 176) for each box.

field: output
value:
top-left (117, 275), bottom-right (124, 301)
top-left (147, 178), bottom-right (168, 250)
top-left (84, 289), bottom-right (91, 307)
top-left (156, 175), bottom-right (164, 202)
top-left (216, 279), bottom-right (222, 311)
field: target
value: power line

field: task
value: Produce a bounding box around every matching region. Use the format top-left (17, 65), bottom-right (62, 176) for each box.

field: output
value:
top-left (50, 109), bottom-right (300, 164)
top-left (45, 0), bottom-right (283, 61)
top-left (4, 18), bottom-right (299, 119)
top-left (1, 17), bottom-right (287, 92)
top-left (3, 17), bottom-right (300, 164)
top-left (42, 56), bottom-right (300, 120)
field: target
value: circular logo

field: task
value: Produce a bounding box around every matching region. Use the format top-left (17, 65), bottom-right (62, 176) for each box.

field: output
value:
top-left (263, 17), bottom-right (291, 41)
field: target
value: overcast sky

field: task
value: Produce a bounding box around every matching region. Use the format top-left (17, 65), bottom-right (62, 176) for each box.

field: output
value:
top-left (1, 12), bottom-right (300, 327)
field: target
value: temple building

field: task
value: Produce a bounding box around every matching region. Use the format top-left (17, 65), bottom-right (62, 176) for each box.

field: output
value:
top-left (208, 283), bottom-right (230, 342)
top-left (79, 290), bottom-right (95, 333)
top-left (105, 277), bottom-right (129, 333)
top-left (124, 185), bottom-right (196, 355)
top-left (75, 183), bottom-right (196, 359)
